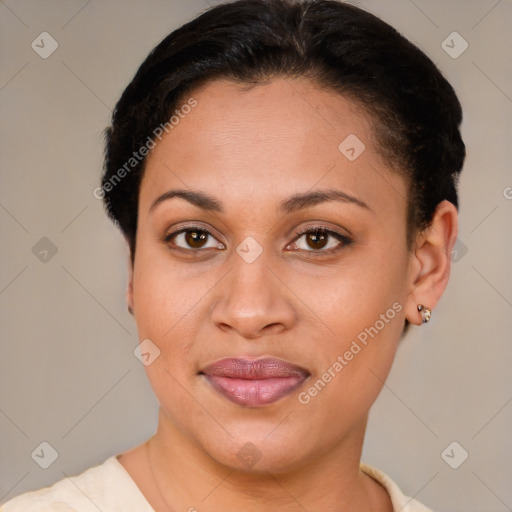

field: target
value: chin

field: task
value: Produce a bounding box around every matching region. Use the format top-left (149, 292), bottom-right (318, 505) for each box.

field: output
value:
top-left (196, 426), bottom-right (314, 475)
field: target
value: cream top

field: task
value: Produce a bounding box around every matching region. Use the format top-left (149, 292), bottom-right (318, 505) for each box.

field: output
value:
top-left (1, 455), bottom-right (434, 511)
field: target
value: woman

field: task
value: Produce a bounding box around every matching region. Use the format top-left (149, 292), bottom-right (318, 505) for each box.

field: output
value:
top-left (2, 0), bottom-right (464, 510)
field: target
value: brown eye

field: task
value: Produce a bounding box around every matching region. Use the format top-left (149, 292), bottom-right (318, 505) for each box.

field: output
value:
top-left (165, 226), bottom-right (224, 251)
top-left (290, 227), bottom-right (352, 254)
top-left (305, 230), bottom-right (329, 250)
top-left (184, 229), bottom-right (208, 248)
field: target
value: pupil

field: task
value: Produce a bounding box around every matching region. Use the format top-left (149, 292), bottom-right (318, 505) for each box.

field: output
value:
top-left (185, 230), bottom-right (207, 248)
top-left (308, 231), bottom-right (328, 250)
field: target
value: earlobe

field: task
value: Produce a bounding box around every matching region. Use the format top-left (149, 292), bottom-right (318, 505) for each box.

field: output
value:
top-left (127, 282), bottom-right (134, 315)
top-left (405, 200), bottom-right (458, 326)
top-left (127, 252), bottom-right (135, 316)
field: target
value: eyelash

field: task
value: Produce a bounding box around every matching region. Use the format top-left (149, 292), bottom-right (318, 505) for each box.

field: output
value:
top-left (164, 225), bottom-right (352, 256)
top-left (291, 226), bottom-right (352, 255)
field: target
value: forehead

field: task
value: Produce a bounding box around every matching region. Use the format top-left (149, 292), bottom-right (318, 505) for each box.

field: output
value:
top-left (140, 77), bottom-right (407, 221)
top-left (164, 78), bottom-right (373, 166)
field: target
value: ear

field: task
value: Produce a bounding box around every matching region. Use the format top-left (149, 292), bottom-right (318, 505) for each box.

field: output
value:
top-left (126, 246), bottom-right (135, 316)
top-left (405, 200), bottom-right (458, 326)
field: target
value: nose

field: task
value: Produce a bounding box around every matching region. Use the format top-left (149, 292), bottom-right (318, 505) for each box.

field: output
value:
top-left (210, 250), bottom-right (297, 340)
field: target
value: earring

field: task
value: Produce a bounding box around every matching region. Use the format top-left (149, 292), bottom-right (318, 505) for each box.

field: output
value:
top-left (417, 304), bottom-right (431, 323)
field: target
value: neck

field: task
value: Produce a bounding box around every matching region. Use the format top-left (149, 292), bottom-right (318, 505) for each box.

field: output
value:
top-left (145, 408), bottom-right (390, 512)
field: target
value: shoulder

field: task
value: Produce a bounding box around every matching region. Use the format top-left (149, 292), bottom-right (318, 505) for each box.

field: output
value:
top-left (0, 455), bottom-right (153, 512)
top-left (360, 462), bottom-right (435, 512)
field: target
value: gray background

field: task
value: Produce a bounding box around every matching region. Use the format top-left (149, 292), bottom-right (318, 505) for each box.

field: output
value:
top-left (1, 0), bottom-right (511, 510)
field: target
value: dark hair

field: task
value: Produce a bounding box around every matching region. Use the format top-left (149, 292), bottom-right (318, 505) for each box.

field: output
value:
top-left (101, 0), bottom-right (465, 259)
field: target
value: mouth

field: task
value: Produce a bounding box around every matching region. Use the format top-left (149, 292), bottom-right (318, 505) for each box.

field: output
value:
top-left (199, 357), bottom-right (310, 407)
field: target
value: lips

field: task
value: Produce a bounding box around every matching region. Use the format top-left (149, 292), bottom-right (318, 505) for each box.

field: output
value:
top-left (200, 358), bottom-right (310, 407)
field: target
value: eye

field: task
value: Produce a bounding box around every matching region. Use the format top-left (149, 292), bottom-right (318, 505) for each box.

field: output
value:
top-left (164, 225), bottom-right (225, 251)
top-left (287, 226), bottom-right (352, 255)
top-left (164, 224), bottom-right (351, 255)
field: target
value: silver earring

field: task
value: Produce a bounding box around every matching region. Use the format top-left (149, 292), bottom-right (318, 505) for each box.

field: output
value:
top-left (417, 304), bottom-right (431, 323)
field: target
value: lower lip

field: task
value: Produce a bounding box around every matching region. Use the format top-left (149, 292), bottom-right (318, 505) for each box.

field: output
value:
top-left (204, 375), bottom-right (306, 407)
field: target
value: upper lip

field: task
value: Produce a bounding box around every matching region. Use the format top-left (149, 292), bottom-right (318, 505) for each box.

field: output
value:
top-left (200, 357), bottom-right (310, 380)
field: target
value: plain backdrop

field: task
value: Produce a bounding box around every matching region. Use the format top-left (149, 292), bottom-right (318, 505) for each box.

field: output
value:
top-left (1, 0), bottom-right (511, 510)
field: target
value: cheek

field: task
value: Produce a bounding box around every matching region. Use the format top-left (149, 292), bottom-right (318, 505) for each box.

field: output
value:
top-left (131, 242), bottom-right (200, 366)
top-left (296, 298), bottom-right (403, 439)
top-left (292, 249), bottom-right (406, 413)
top-left (131, 256), bottom-right (204, 422)
top-left (301, 246), bottom-right (407, 338)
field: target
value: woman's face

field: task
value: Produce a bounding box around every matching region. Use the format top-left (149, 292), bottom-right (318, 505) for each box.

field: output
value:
top-left (130, 77), bottom-right (417, 471)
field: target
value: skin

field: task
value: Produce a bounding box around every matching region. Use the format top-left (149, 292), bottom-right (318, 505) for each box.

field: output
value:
top-left (117, 77), bottom-right (458, 511)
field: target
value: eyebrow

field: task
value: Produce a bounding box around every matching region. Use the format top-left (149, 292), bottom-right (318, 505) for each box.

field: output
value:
top-left (149, 188), bottom-right (371, 214)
